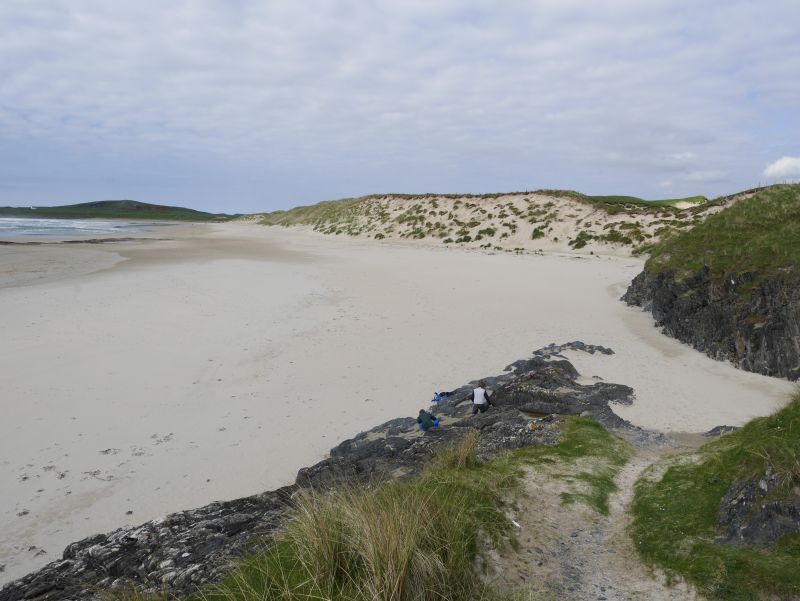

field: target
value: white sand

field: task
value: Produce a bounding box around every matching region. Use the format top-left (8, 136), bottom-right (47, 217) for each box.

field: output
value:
top-left (0, 223), bottom-right (794, 583)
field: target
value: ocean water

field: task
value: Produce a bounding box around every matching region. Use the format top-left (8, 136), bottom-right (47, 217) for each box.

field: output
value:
top-left (0, 217), bottom-right (156, 238)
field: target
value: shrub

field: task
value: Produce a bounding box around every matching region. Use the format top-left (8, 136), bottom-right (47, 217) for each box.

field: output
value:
top-left (569, 231), bottom-right (594, 249)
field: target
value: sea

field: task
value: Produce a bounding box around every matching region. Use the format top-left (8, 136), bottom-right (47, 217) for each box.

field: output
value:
top-left (0, 217), bottom-right (158, 238)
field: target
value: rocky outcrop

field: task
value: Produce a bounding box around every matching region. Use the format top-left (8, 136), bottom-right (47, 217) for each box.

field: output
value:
top-left (704, 425), bottom-right (738, 437)
top-left (623, 267), bottom-right (800, 380)
top-left (0, 342), bottom-right (650, 601)
top-left (0, 488), bottom-right (295, 601)
top-left (716, 471), bottom-right (800, 548)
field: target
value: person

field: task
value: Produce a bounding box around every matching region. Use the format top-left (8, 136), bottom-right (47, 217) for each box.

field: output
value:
top-left (471, 380), bottom-right (493, 415)
top-left (430, 390), bottom-right (454, 407)
top-left (417, 408), bottom-right (440, 431)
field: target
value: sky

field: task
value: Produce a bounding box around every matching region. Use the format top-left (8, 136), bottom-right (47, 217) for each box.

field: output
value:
top-left (1, 1), bottom-right (799, 213)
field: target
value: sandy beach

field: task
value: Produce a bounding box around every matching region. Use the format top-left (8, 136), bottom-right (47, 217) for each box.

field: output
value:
top-left (0, 223), bottom-right (794, 584)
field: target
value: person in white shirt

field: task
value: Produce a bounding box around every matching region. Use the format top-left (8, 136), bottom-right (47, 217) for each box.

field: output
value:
top-left (470, 380), bottom-right (493, 415)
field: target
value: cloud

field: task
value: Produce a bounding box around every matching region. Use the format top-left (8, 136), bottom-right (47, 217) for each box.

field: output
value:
top-left (0, 1), bottom-right (799, 211)
top-left (764, 157), bottom-right (800, 179)
top-left (684, 170), bottom-right (728, 184)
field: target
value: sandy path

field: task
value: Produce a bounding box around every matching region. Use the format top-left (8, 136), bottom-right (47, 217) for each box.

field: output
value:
top-left (491, 447), bottom-right (703, 600)
top-left (0, 223), bottom-right (793, 583)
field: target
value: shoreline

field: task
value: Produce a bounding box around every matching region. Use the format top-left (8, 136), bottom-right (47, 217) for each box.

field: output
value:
top-left (0, 222), bottom-right (794, 584)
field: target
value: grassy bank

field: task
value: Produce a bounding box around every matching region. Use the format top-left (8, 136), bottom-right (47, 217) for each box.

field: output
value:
top-left (561, 191), bottom-right (707, 213)
top-left (190, 418), bottom-right (629, 601)
top-left (631, 394), bottom-right (800, 600)
top-left (645, 184), bottom-right (800, 281)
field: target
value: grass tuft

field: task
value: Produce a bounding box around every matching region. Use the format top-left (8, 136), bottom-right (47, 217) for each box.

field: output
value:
top-left (200, 432), bottom-right (521, 601)
top-left (434, 430), bottom-right (479, 469)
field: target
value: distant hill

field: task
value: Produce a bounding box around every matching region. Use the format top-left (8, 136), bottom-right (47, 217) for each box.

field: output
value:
top-left (259, 188), bottom-right (724, 254)
top-left (0, 200), bottom-right (237, 222)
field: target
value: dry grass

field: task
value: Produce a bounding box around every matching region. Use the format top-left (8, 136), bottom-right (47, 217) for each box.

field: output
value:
top-left (200, 431), bottom-right (516, 601)
top-left (434, 430), bottom-right (479, 469)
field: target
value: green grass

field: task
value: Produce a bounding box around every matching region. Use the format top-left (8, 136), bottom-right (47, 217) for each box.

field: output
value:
top-left (584, 194), bottom-right (706, 208)
top-left (645, 184), bottom-right (800, 282)
top-left (530, 227), bottom-right (546, 240)
top-left (631, 394), bottom-right (800, 600)
top-left (199, 433), bottom-right (519, 601)
top-left (538, 190), bottom-right (708, 214)
top-left (0, 200), bottom-right (234, 221)
top-left (195, 417), bottom-right (630, 601)
top-left (260, 198), bottom-right (364, 228)
top-left (568, 230), bottom-right (594, 249)
top-left (517, 418), bottom-right (633, 515)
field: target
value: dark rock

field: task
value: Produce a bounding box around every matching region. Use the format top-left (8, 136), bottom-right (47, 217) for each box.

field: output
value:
top-left (716, 471), bottom-right (800, 547)
top-left (704, 425), bottom-right (739, 437)
top-left (0, 488), bottom-right (293, 601)
top-left (623, 267), bottom-right (800, 380)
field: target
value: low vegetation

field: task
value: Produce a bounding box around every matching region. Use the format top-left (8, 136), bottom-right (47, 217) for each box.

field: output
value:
top-left (0, 200), bottom-right (235, 221)
top-left (258, 189), bottom-right (722, 254)
top-left (582, 194), bottom-right (706, 209)
top-left (190, 417), bottom-right (629, 601)
top-left (631, 394), bottom-right (800, 600)
top-left (519, 417), bottom-right (633, 515)
top-left (199, 434), bottom-right (516, 601)
top-left (645, 184), bottom-right (800, 281)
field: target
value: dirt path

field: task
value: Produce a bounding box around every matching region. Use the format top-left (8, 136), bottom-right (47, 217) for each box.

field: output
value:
top-left (488, 446), bottom-right (704, 600)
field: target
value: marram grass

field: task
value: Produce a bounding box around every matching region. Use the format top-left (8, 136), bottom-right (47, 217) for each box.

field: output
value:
top-left (198, 418), bottom-right (631, 601)
top-left (199, 432), bottom-right (518, 601)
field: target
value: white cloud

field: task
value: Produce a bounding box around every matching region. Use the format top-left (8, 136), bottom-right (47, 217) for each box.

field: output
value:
top-left (684, 170), bottom-right (728, 184)
top-left (764, 157), bottom-right (800, 179)
top-left (0, 0), bottom-right (798, 211)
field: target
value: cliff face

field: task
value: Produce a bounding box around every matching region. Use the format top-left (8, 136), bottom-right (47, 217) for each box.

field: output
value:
top-left (623, 267), bottom-right (800, 380)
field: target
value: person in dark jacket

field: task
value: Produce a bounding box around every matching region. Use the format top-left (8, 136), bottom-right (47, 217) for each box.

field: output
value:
top-left (470, 380), bottom-right (493, 415)
top-left (417, 409), bottom-right (440, 431)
